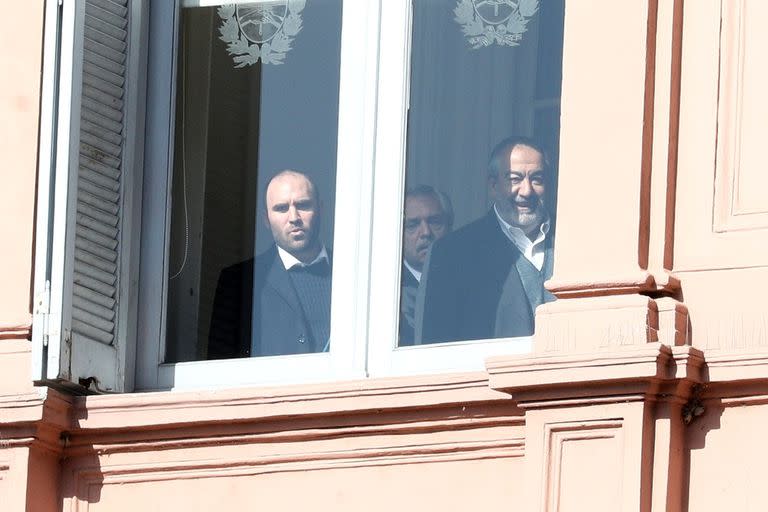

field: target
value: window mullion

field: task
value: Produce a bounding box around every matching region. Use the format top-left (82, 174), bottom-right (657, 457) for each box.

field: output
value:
top-left (366, 0), bottom-right (412, 377)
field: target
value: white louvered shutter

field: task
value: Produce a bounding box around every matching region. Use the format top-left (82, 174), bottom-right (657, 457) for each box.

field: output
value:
top-left (73, 0), bottom-right (127, 349)
top-left (34, 0), bottom-right (145, 392)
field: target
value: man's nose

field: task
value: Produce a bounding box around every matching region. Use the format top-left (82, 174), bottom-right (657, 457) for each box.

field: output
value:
top-left (288, 206), bottom-right (301, 222)
top-left (417, 220), bottom-right (433, 239)
top-left (518, 178), bottom-right (533, 196)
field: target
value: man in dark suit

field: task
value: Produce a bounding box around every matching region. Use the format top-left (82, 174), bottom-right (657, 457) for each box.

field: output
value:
top-left (399, 185), bottom-right (453, 345)
top-left (416, 136), bottom-right (555, 344)
top-left (208, 170), bottom-right (332, 359)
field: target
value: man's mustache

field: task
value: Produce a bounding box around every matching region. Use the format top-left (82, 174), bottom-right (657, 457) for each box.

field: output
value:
top-left (416, 242), bottom-right (433, 251)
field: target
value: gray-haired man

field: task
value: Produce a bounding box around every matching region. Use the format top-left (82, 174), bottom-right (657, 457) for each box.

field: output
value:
top-left (399, 185), bottom-right (453, 345)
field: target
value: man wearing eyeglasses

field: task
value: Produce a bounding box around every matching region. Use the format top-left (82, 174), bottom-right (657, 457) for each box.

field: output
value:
top-left (399, 185), bottom-right (453, 345)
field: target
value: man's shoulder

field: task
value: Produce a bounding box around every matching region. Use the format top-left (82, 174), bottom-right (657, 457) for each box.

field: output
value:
top-left (255, 244), bottom-right (279, 265)
top-left (216, 246), bottom-right (279, 288)
top-left (220, 256), bottom-right (254, 279)
top-left (253, 245), bottom-right (283, 283)
top-left (433, 211), bottom-right (497, 254)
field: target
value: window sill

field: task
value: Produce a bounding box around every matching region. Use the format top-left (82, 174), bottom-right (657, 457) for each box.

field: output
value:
top-left (71, 371), bottom-right (518, 433)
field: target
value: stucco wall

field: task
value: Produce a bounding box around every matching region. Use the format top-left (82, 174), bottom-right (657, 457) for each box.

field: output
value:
top-left (0, 0), bottom-right (41, 396)
top-left (687, 399), bottom-right (768, 511)
top-left (2, 1), bottom-right (768, 511)
top-left (58, 387), bottom-right (526, 511)
top-left (0, 0), bottom-right (42, 334)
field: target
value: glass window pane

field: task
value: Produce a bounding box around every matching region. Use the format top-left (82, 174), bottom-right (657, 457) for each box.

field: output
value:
top-left (165, 1), bottom-right (342, 362)
top-left (401, 0), bottom-right (565, 346)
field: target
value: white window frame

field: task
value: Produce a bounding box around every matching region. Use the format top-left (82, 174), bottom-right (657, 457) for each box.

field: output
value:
top-left (366, 0), bottom-right (534, 378)
top-left (135, 0), bottom-right (380, 390)
top-left (35, 0), bottom-right (545, 393)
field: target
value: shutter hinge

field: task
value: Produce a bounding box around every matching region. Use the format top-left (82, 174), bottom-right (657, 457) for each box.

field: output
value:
top-left (34, 280), bottom-right (51, 346)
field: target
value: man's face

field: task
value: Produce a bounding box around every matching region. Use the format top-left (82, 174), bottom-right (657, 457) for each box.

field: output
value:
top-left (403, 194), bottom-right (450, 271)
top-left (265, 173), bottom-right (321, 262)
top-left (490, 144), bottom-right (547, 235)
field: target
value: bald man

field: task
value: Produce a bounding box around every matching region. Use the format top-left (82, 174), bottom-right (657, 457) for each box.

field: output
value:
top-left (209, 170), bottom-right (332, 358)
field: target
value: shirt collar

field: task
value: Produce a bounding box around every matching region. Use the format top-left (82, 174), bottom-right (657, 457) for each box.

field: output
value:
top-left (277, 245), bottom-right (329, 270)
top-left (493, 204), bottom-right (550, 246)
top-left (403, 259), bottom-right (422, 283)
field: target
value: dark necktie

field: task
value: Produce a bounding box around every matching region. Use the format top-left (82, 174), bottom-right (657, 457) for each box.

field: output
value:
top-left (290, 259), bottom-right (330, 277)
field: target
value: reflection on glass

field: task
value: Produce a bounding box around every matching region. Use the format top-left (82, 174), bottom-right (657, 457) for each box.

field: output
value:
top-left (165, 1), bottom-right (342, 362)
top-left (403, 0), bottom-right (565, 346)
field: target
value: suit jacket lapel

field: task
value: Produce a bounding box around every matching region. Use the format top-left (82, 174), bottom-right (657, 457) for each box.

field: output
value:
top-left (481, 210), bottom-right (520, 270)
top-left (262, 247), bottom-right (302, 314)
top-left (482, 209), bottom-right (531, 306)
top-left (401, 264), bottom-right (419, 288)
top-left (261, 245), bottom-right (334, 315)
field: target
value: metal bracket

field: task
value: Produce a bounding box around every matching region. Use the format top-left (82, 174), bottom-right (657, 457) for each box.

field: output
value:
top-left (34, 280), bottom-right (52, 346)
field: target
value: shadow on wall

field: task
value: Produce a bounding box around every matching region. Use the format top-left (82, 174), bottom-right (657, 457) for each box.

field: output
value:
top-left (58, 399), bottom-right (527, 508)
top-left (60, 448), bottom-right (104, 507)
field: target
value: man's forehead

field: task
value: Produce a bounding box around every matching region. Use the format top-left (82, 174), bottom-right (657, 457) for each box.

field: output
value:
top-left (269, 173), bottom-right (311, 189)
top-left (508, 144), bottom-right (544, 165)
top-left (267, 173), bottom-right (315, 199)
top-left (405, 194), bottom-right (443, 215)
top-left (506, 166), bottom-right (545, 175)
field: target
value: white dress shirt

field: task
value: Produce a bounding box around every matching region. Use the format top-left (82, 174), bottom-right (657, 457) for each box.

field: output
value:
top-left (277, 245), bottom-right (330, 270)
top-left (403, 260), bottom-right (422, 283)
top-left (493, 204), bottom-right (550, 271)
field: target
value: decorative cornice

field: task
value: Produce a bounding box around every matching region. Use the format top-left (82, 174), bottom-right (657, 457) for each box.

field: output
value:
top-left (0, 388), bottom-right (71, 454)
top-left (486, 343), bottom-right (705, 407)
top-left (68, 435), bottom-right (524, 504)
top-left (1, 389), bottom-right (71, 425)
top-left (703, 349), bottom-right (768, 383)
top-left (0, 323), bottom-right (31, 341)
top-left (64, 411), bottom-right (524, 455)
top-left (72, 372), bottom-right (513, 432)
top-left (545, 272), bottom-right (680, 299)
top-left (0, 391), bottom-right (49, 424)
top-left (717, 393), bottom-right (768, 408)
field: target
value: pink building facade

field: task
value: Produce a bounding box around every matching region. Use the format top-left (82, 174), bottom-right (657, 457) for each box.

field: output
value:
top-left (2, 1), bottom-right (767, 510)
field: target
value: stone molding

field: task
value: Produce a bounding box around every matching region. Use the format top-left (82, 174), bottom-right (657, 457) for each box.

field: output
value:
top-left (487, 343), bottom-right (704, 406)
top-left (65, 435), bottom-right (524, 497)
top-left (0, 323), bottom-right (31, 341)
top-left (0, 388), bottom-right (71, 455)
top-left (62, 431), bottom-right (524, 510)
top-left (70, 372), bottom-right (511, 431)
top-left (485, 342), bottom-right (705, 511)
top-left (703, 349), bottom-right (768, 382)
top-left (546, 272), bottom-right (681, 299)
top-left (4, 343), bottom-right (768, 511)
top-left (53, 373), bottom-right (526, 509)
